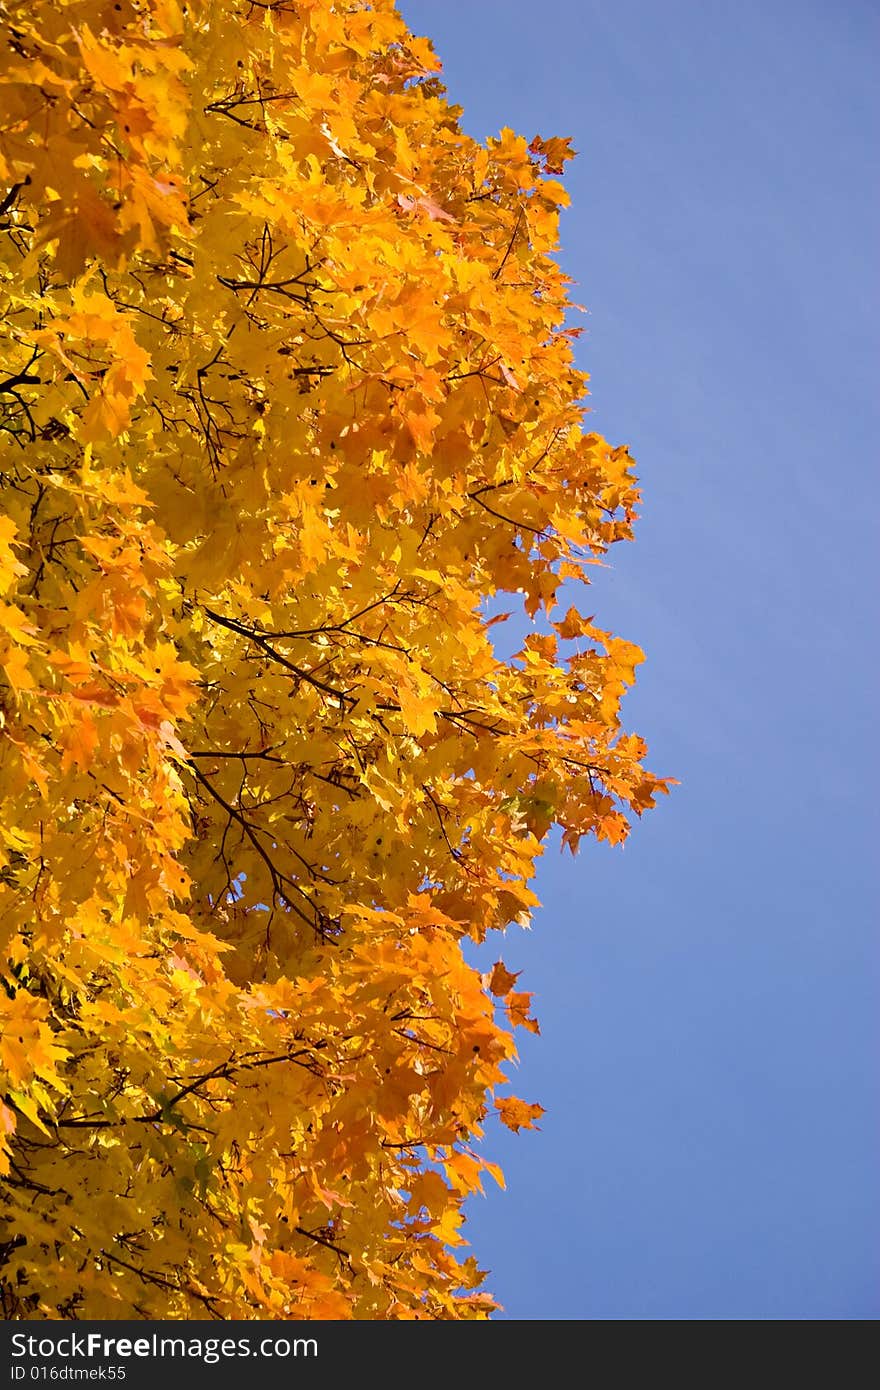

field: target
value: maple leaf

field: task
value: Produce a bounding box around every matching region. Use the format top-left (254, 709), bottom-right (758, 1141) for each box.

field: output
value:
top-left (59, 711), bottom-right (99, 772)
top-left (0, 1101), bottom-right (16, 1176)
top-left (506, 990), bottom-right (540, 1035)
top-left (529, 135), bottom-right (577, 174)
top-left (487, 960), bottom-right (520, 997)
top-left (0, 519), bottom-right (28, 594)
top-left (496, 1098), bottom-right (545, 1133)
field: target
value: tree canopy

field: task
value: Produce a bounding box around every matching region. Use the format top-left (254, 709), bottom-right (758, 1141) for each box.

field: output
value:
top-left (0, 0), bottom-right (668, 1318)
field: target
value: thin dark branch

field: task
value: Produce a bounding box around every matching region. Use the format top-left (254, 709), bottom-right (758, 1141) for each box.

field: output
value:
top-left (492, 206), bottom-right (526, 281)
top-left (185, 761), bottom-right (327, 935)
top-left (204, 608), bottom-right (355, 706)
top-left (467, 490), bottom-right (545, 535)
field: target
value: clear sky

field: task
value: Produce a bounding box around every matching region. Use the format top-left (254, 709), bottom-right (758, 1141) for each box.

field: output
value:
top-left (400, 0), bottom-right (879, 1319)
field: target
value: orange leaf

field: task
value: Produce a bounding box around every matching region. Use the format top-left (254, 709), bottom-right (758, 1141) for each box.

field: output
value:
top-left (487, 960), bottom-right (519, 997)
top-left (506, 991), bottom-right (540, 1035)
top-left (496, 1098), bottom-right (545, 1133)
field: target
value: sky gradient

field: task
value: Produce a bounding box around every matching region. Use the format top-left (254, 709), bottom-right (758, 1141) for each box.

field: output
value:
top-left (401, 0), bottom-right (879, 1320)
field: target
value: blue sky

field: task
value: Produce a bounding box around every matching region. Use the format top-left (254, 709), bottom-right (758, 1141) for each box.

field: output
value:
top-left (401, 0), bottom-right (879, 1319)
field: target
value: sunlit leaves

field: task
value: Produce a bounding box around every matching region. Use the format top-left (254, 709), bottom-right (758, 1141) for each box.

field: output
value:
top-left (0, 0), bottom-right (668, 1321)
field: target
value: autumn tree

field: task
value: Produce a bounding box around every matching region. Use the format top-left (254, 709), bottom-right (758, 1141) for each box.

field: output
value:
top-left (0, 0), bottom-right (668, 1319)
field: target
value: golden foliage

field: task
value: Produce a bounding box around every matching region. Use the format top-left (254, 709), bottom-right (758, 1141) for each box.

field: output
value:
top-left (0, 0), bottom-right (669, 1318)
